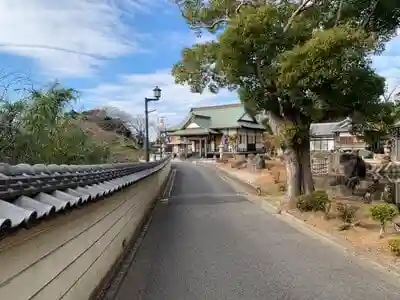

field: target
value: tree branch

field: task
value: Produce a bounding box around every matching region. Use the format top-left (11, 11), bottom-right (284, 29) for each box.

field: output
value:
top-left (335, 0), bottom-right (344, 26)
top-left (283, 0), bottom-right (314, 32)
top-left (254, 57), bottom-right (267, 89)
top-left (361, 0), bottom-right (381, 29)
top-left (175, 0), bottom-right (257, 31)
top-left (383, 83), bottom-right (400, 102)
top-left (191, 15), bottom-right (228, 30)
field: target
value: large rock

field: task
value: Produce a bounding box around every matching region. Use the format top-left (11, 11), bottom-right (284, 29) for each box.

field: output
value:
top-left (234, 154), bottom-right (246, 161)
top-left (247, 154), bottom-right (256, 171)
top-left (329, 153), bottom-right (367, 190)
top-left (231, 160), bottom-right (247, 169)
top-left (339, 153), bottom-right (366, 180)
top-left (255, 154), bottom-right (266, 169)
top-left (231, 154), bottom-right (246, 169)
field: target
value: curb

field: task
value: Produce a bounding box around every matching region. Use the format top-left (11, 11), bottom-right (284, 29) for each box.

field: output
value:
top-left (215, 165), bottom-right (263, 195)
top-left (213, 164), bottom-right (400, 278)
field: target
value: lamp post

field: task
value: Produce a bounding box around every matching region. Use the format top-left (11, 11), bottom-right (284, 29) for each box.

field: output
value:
top-left (145, 86), bottom-right (161, 162)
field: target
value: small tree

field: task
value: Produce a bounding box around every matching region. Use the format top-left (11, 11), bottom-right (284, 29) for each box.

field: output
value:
top-left (228, 133), bottom-right (238, 153)
top-left (262, 132), bottom-right (283, 157)
top-left (370, 203), bottom-right (398, 238)
top-left (336, 202), bottom-right (360, 231)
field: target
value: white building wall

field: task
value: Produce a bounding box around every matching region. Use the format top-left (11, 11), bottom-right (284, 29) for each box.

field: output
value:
top-left (339, 132), bottom-right (352, 137)
top-left (0, 166), bottom-right (170, 300)
top-left (237, 128), bottom-right (247, 151)
top-left (328, 139), bottom-right (335, 151)
top-left (310, 138), bottom-right (335, 151)
top-left (186, 122), bottom-right (200, 128)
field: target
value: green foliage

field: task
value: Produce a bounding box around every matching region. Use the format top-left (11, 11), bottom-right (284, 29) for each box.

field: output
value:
top-left (351, 101), bottom-right (397, 148)
top-left (228, 133), bottom-right (237, 144)
top-left (0, 83), bottom-right (111, 165)
top-left (388, 238), bottom-right (400, 256)
top-left (296, 190), bottom-right (330, 212)
top-left (370, 203), bottom-right (398, 226)
top-left (173, 0), bottom-right (400, 197)
top-left (172, 0), bottom-right (400, 135)
top-left (262, 132), bottom-right (278, 154)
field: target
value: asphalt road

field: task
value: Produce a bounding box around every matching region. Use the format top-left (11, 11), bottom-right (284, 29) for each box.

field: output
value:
top-left (114, 162), bottom-right (400, 300)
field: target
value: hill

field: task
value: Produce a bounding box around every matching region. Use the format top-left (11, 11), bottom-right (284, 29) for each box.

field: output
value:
top-left (76, 109), bottom-right (142, 163)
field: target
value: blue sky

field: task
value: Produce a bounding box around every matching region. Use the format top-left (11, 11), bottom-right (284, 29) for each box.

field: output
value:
top-left (0, 0), bottom-right (399, 129)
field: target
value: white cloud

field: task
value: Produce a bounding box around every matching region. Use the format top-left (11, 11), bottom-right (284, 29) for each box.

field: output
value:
top-left (0, 0), bottom-right (156, 77)
top-left (82, 69), bottom-right (236, 128)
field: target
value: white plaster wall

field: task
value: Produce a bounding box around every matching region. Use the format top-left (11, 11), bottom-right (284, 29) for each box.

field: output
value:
top-left (339, 132), bottom-right (352, 137)
top-left (186, 122), bottom-right (200, 128)
top-left (328, 139), bottom-right (335, 151)
top-left (237, 128), bottom-right (247, 151)
top-left (0, 163), bottom-right (170, 300)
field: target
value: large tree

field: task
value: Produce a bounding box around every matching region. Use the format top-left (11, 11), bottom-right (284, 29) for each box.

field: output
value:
top-left (171, 0), bottom-right (400, 201)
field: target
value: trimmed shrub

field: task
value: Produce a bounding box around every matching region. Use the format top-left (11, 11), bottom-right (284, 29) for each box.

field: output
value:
top-left (297, 190), bottom-right (330, 212)
top-left (370, 203), bottom-right (398, 238)
top-left (388, 238), bottom-right (400, 256)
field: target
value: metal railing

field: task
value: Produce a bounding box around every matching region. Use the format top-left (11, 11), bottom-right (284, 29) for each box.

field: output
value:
top-left (0, 156), bottom-right (171, 236)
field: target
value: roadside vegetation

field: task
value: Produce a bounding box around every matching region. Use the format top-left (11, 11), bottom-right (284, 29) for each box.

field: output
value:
top-left (0, 82), bottom-right (140, 165)
top-left (174, 0), bottom-right (400, 263)
top-left (217, 156), bottom-right (400, 261)
top-left (171, 0), bottom-right (400, 202)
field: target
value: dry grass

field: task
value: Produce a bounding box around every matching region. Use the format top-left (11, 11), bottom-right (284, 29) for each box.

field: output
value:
top-left (76, 120), bottom-right (141, 163)
top-left (288, 202), bottom-right (399, 266)
top-left (217, 159), bottom-right (400, 265)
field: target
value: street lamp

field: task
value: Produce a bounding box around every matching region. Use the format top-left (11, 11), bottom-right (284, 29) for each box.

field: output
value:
top-left (145, 86), bottom-right (162, 162)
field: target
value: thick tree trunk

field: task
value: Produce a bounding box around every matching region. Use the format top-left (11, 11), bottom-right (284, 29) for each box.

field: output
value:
top-left (277, 146), bottom-right (302, 214)
top-left (266, 112), bottom-right (314, 212)
top-left (284, 147), bottom-right (301, 199)
top-left (298, 138), bottom-right (314, 195)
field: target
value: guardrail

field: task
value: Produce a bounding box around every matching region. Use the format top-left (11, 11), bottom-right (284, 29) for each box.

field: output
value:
top-left (0, 157), bottom-right (170, 236)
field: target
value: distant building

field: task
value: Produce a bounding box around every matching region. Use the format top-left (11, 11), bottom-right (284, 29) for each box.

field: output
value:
top-left (166, 103), bottom-right (265, 157)
top-left (310, 118), bottom-right (368, 151)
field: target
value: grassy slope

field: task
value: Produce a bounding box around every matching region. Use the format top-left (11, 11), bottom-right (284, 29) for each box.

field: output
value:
top-left (75, 115), bottom-right (142, 163)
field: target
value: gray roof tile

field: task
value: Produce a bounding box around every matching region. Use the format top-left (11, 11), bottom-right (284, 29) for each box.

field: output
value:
top-left (310, 118), bottom-right (351, 136)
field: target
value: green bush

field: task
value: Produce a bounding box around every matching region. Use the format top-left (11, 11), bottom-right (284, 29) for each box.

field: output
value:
top-left (388, 238), bottom-right (400, 256)
top-left (297, 190), bottom-right (330, 212)
top-left (370, 203), bottom-right (397, 226)
top-left (370, 203), bottom-right (398, 237)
